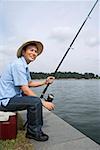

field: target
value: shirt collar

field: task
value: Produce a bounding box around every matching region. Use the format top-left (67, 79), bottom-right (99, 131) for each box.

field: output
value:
top-left (20, 56), bottom-right (28, 68)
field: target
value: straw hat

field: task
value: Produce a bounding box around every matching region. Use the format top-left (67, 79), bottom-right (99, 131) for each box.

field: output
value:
top-left (17, 41), bottom-right (43, 58)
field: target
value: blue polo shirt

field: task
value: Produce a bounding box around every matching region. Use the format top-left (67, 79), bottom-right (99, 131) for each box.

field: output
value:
top-left (0, 57), bottom-right (31, 106)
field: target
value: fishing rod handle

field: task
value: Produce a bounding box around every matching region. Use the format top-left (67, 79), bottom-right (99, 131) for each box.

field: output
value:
top-left (40, 83), bottom-right (50, 98)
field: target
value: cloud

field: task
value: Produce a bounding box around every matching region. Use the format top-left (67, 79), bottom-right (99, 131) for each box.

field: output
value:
top-left (49, 26), bottom-right (74, 42)
top-left (85, 37), bottom-right (100, 47)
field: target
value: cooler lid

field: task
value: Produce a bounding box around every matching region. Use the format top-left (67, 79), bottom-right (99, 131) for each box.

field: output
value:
top-left (0, 111), bottom-right (16, 121)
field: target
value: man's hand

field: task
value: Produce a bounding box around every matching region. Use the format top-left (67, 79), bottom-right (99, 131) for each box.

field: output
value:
top-left (45, 76), bottom-right (55, 85)
top-left (42, 100), bottom-right (55, 111)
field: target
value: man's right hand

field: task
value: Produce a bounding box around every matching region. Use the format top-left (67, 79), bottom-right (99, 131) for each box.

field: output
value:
top-left (42, 100), bottom-right (55, 111)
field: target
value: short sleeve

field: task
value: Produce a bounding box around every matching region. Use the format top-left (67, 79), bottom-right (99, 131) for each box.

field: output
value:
top-left (11, 63), bottom-right (29, 86)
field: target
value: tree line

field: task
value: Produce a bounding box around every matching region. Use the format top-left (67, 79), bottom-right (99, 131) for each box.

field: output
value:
top-left (30, 71), bottom-right (100, 79)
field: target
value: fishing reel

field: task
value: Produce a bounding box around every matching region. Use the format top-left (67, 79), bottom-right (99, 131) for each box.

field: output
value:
top-left (45, 93), bottom-right (54, 102)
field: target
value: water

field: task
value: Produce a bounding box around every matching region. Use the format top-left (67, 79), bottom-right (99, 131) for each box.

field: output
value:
top-left (32, 79), bottom-right (100, 145)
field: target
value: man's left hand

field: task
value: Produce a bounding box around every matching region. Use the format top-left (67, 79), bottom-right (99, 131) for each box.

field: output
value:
top-left (45, 76), bottom-right (55, 84)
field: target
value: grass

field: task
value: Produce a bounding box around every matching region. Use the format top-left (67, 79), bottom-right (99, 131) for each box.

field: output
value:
top-left (0, 130), bottom-right (35, 150)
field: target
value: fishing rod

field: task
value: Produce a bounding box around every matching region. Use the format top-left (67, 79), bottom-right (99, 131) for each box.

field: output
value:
top-left (23, 0), bottom-right (98, 128)
top-left (40, 0), bottom-right (99, 99)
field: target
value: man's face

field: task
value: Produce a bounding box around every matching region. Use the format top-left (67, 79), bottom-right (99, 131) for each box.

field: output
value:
top-left (22, 45), bottom-right (38, 63)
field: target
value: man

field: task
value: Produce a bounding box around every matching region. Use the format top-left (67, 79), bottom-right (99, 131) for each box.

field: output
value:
top-left (0, 40), bottom-right (55, 141)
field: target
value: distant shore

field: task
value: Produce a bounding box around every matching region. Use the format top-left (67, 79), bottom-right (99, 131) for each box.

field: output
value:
top-left (30, 71), bottom-right (100, 80)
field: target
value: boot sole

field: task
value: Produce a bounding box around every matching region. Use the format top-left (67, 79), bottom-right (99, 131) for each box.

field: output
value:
top-left (26, 134), bottom-right (49, 141)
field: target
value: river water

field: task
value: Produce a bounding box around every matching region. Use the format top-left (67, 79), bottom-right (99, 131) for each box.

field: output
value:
top-left (33, 79), bottom-right (100, 145)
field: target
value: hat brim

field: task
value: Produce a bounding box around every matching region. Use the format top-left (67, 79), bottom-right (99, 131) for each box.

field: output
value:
top-left (17, 41), bottom-right (43, 58)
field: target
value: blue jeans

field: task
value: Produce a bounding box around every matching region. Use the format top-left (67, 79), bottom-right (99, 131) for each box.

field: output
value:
top-left (0, 96), bottom-right (43, 135)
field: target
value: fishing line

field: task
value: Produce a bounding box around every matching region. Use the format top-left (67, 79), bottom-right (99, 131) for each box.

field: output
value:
top-left (40, 0), bottom-right (99, 99)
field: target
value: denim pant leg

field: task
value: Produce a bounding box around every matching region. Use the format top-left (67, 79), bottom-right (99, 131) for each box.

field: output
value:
top-left (0, 96), bottom-right (43, 135)
top-left (27, 97), bottom-right (43, 135)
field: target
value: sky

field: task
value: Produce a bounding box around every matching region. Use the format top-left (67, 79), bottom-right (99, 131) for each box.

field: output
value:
top-left (0, 0), bottom-right (100, 75)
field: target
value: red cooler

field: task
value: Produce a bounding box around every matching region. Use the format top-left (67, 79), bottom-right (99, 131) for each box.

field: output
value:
top-left (0, 112), bottom-right (17, 140)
